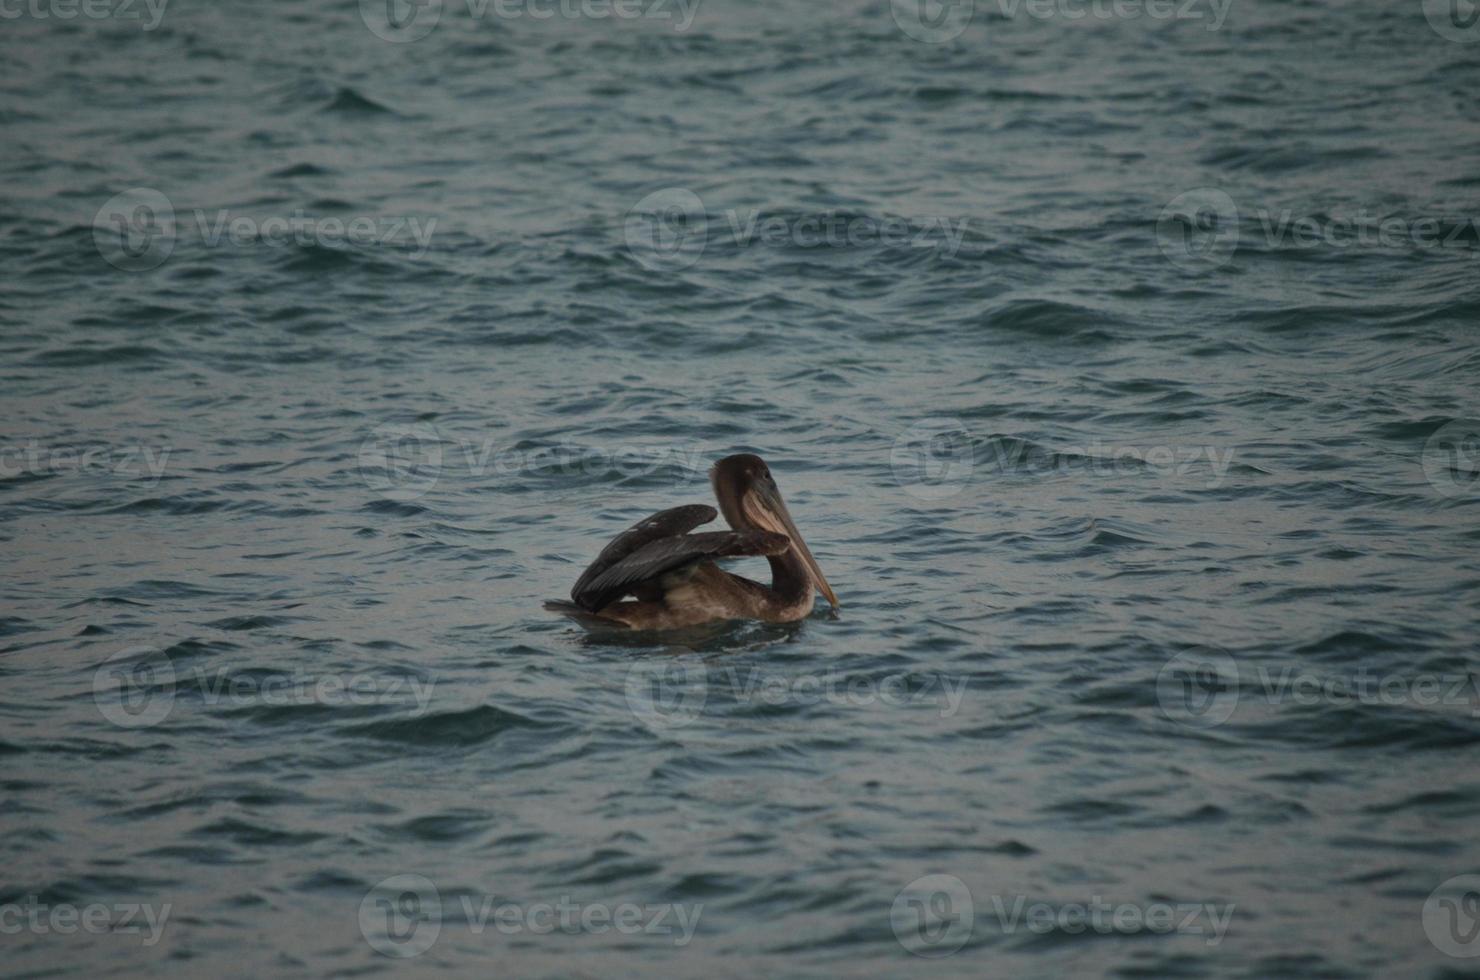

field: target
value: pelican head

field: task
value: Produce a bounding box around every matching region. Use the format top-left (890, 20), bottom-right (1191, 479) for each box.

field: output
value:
top-left (710, 453), bottom-right (839, 608)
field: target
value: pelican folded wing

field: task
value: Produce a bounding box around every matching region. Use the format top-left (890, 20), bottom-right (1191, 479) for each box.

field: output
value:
top-left (570, 504), bottom-right (717, 605)
top-left (572, 530), bottom-right (790, 613)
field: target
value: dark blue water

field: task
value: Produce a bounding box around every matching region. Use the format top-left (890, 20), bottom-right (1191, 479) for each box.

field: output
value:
top-left (4, 0), bottom-right (1480, 976)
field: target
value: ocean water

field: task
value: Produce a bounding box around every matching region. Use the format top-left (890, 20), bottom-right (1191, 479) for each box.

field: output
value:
top-left (3, 0), bottom-right (1480, 976)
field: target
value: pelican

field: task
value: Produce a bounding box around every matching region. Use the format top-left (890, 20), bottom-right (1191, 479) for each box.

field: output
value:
top-left (546, 454), bottom-right (839, 630)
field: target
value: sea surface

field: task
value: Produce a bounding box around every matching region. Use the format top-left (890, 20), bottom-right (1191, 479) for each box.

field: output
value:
top-left (3, 0), bottom-right (1480, 976)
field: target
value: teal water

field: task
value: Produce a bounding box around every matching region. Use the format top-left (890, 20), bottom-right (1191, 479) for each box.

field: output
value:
top-left (3, 1), bottom-right (1480, 976)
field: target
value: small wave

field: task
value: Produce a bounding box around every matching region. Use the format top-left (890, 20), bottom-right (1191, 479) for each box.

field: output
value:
top-left (970, 299), bottom-right (1120, 344)
top-left (320, 87), bottom-right (396, 116)
top-left (361, 499), bottom-right (428, 517)
top-left (377, 811), bottom-right (495, 843)
top-left (202, 615), bottom-right (298, 632)
top-left (267, 162), bottom-right (335, 179)
top-left (1039, 798), bottom-right (1143, 824)
top-left (1292, 629), bottom-right (1409, 662)
top-left (189, 817), bottom-right (327, 848)
top-left (101, 496), bottom-right (231, 516)
top-left (292, 870), bottom-right (369, 894)
top-left (346, 703), bottom-right (560, 748)
top-left (270, 241), bottom-right (404, 276)
top-left (28, 345), bottom-right (164, 367)
top-left (1363, 788), bottom-right (1480, 818)
top-left (1200, 142), bottom-right (1386, 174)
top-left (1244, 701), bottom-right (1480, 752)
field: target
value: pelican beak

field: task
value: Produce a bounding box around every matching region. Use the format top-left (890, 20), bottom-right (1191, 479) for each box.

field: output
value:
top-left (751, 481), bottom-right (839, 609)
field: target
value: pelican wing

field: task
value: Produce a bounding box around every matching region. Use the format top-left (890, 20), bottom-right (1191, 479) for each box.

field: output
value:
top-left (571, 504), bottom-right (717, 604)
top-left (573, 530), bottom-right (790, 612)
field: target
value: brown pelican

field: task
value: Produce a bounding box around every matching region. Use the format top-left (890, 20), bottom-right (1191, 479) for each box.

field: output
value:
top-left (546, 454), bottom-right (839, 630)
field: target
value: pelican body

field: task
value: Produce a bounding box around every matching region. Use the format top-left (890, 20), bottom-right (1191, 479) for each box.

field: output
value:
top-left (547, 454), bottom-right (839, 630)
